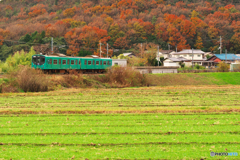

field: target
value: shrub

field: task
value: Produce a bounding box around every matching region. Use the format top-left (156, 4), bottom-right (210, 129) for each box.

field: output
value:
top-left (61, 70), bottom-right (83, 88)
top-left (95, 66), bottom-right (150, 87)
top-left (0, 47), bottom-right (35, 73)
top-left (11, 66), bottom-right (49, 92)
top-left (217, 62), bottom-right (229, 72)
top-left (194, 64), bottom-right (205, 70)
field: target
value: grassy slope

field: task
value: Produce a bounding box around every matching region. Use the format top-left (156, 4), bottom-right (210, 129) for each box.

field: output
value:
top-left (150, 72), bottom-right (240, 86)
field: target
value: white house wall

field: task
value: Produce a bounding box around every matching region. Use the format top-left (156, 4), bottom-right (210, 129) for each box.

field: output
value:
top-left (164, 62), bottom-right (180, 67)
top-left (172, 54), bottom-right (203, 60)
top-left (112, 59), bottom-right (127, 67)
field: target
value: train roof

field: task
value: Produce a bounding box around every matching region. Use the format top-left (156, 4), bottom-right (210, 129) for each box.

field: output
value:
top-left (32, 54), bottom-right (111, 59)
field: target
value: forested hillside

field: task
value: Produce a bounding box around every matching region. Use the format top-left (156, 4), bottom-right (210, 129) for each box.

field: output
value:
top-left (0, 0), bottom-right (240, 61)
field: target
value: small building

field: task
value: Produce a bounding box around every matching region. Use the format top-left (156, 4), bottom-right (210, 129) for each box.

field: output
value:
top-left (230, 63), bottom-right (240, 71)
top-left (122, 53), bottom-right (135, 58)
top-left (207, 54), bottom-right (240, 64)
top-left (112, 59), bottom-right (127, 67)
top-left (163, 57), bottom-right (187, 67)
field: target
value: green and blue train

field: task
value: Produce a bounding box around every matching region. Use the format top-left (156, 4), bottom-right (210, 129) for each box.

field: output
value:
top-left (31, 54), bottom-right (112, 73)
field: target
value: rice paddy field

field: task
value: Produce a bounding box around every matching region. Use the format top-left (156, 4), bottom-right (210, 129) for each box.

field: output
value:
top-left (1, 85), bottom-right (240, 159)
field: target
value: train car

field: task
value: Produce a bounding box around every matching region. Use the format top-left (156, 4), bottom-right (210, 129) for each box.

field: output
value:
top-left (31, 54), bottom-right (112, 73)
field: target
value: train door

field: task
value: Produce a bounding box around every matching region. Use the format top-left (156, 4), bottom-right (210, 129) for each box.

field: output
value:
top-left (47, 58), bottom-right (52, 69)
top-left (70, 59), bottom-right (77, 69)
top-left (78, 58), bottom-right (81, 69)
top-left (62, 59), bottom-right (67, 69)
top-left (59, 59), bottom-right (61, 69)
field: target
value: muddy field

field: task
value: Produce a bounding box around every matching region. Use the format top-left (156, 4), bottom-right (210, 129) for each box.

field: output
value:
top-left (1, 85), bottom-right (240, 159)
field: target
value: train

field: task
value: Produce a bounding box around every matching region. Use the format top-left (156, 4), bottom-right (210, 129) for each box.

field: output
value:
top-left (31, 54), bottom-right (112, 73)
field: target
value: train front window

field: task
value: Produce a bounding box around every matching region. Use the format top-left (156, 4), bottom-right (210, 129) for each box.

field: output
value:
top-left (32, 56), bottom-right (37, 64)
top-left (32, 56), bottom-right (45, 65)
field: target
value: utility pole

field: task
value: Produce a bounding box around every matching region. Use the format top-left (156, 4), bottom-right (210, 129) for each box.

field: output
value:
top-left (192, 48), bottom-right (194, 69)
top-left (168, 43), bottom-right (170, 57)
top-left (100, 41), bottom-right (101, 57)
top-left (220, 36), bottom-right (222, 54)
top-left (157, 45), bottom-right (159, 66)
top-left (225, 49), bottom-right (227, 63)
top-left (107, 43), bottom-right (108, 58)
top-left (51, 37), bottom-right (53, 54)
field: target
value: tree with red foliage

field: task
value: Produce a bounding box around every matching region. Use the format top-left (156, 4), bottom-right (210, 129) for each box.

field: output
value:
top-left (180, 20), bottom-right (196, 38)
top-left (114, 36), bottom-right (129, 49)
top-left (28, 4), bottom-right (47, 18)
top-left (64, 26), bottom-right (110, 57)
top-left (0, 36), bottom-right (3, 46)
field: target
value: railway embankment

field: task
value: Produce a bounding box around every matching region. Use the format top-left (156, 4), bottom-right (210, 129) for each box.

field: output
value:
top-left (1, 66), bottom-right (240, 93)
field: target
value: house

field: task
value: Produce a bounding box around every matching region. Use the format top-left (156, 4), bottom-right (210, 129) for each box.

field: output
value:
top-left (122, 53), bottom-right (135, 58)
top-left (207, 54), bottom-right (240, 64)
top-left (158, 50), bottom-right (175, 58)
top-left (171, 49), bottom-right (206, 66)
top-left (112, 59), bottom-right (127, 67)
top-left (163, 57), bottom-right (188, 67)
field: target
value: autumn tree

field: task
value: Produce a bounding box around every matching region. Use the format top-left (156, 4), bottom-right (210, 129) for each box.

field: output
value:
top-left (28, 4), bottom-right (47, 17)
top-left (64, 26), bottom-right (110, 57)
top-left (194, 35), bottom-right (203, 49)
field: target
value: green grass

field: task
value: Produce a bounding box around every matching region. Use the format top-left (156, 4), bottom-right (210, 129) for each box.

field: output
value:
top-left (1, 114), bottom-right (240, 159)
top-left (1, 86), bottom-right (240, 159)
top-left (150, 72), bottom-right (240, 86)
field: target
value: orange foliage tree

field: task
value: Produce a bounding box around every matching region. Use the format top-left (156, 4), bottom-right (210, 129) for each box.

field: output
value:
top-left (28, 4), bottom-right (47, 17)
top-left (64, 26), bottom-right (110, 57)
top-left (63, 7), bottom-right (76, 17)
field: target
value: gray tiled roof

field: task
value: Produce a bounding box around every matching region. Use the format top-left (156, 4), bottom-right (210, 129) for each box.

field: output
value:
top-left (173, 49), bottom-right (205, 55)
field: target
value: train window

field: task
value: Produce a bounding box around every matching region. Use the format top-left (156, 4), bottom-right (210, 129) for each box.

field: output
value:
top-left (32, 56), bottom-right (37, 64)
top-left (62, 60), bottom-right (66, 65)
top-left (88, 61), bottom-right (92, 65)
top-left (96, 61), bottom-right (99, 65)
top-left (93, 60), bottom-right (95, 65)
top-left (79, 60), bottom-right (81, 65)
top-left (84, 60), bottom-right (87, 65)
top-left (107, 61), bottom-right (110, 65)
top-left (75, 60), bottom-right (77, 65)
top-left (100, 61), bottom-right (102, 65)
top-left (71, 60), bottom-right (74, 65)
top-left (59, 59), bottom-right (61, 65)
top-left (103, 61), bottom-right (106, 65)
top-left (40, 57), bottom-right (45, 65)
top-left (48, 59), bottom-right (52, 64)
top-left (53, 60), bottom-right (57, 64)
top-left (67, 60), bottom-right (69, 65)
